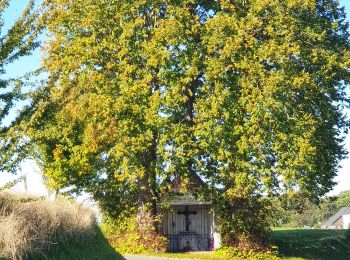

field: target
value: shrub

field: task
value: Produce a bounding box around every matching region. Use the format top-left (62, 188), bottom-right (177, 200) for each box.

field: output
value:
top-left (215, 246), bottom-right (279, 259)
top-left (0, 192), bottom-right (96, 260)
top-left (217, 195), bottom-right (273, 252)
top-left (101, 213), bottom-right (167, 254)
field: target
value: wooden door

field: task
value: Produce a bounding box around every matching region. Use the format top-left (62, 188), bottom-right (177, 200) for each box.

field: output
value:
top-left (163, 205), bottom-right (213, 251)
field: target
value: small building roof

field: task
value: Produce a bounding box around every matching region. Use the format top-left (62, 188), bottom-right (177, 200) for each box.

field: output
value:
top-left (323, 207), bottom-right (350, 228)
top-left (168, 195), bottom-right (211, 206)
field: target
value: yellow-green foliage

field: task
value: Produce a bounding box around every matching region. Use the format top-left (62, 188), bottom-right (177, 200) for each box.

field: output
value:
top-left (215, 246), bottom-right (279, 260)
top-left (0, 0), bottom-right (41, 173)
top-left (101, 214), bottom-right (167, 254)
top-left (3, 0), bottom-right (350, 252)
top-left (33, 0), bottom-right (350, 201)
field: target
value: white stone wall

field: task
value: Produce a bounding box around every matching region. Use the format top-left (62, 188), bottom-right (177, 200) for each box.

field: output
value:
top-left (213, 230), bottom-right (221, 249)
top-left (342, 214), bottom-right (350, 229)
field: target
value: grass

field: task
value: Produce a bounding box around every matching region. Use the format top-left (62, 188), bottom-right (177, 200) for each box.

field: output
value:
top-left (127, 229), bottom-right (350, 260)
top-left (126, 251), bottom-right (235, 260)
top-left (0, 192), bottom-right (94, 259)
top-left (21, 227), bottom-right (350, 260)
top-left (271, 228), bottom-right (350, 260)
top-left (41, 227), bottom-right (124, 260)
top-left (2, 192), bottom-right (348, 260)
top-left (0, 192), bottom-right (124, 260)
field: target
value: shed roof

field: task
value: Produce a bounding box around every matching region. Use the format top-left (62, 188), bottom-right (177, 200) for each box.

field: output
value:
top-left (323, 207), bottom-right (350, 228)
top-left (168, 195), bottom-right (211, 206)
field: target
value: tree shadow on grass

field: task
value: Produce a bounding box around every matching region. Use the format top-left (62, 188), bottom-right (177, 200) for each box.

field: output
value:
top-left (271, 229), bottom-right (350, 260)
top-left (32, 227), bottom-right (125, 260)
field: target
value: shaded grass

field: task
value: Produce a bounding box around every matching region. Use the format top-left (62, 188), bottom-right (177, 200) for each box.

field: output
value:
top-left (126, 251), bottom-right (235, 260)
top-left (41, 227), bottom-right (124, 260)
top-left (136, 229), bottom-right (350, 260)
top-left (271, 229), bottom-right (350, 260)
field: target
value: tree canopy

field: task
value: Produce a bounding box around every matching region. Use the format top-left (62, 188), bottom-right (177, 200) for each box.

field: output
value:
top-left (272, 190), bottom-right (350, 228)
top-left (2, 0), bottom-right (350, 250)
top-left (0, 0), bottom-right (41, 172)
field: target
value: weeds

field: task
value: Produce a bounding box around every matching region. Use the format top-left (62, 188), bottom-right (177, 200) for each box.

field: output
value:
top-left (0, 192), bottom-right (96, 260)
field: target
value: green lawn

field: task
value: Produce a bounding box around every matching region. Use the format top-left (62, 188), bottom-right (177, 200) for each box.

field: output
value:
top-left (37, 227), bottom-right (124, 260)
top-left (128, 252), bottom-right (235, 260)
top-left (138, 229), bottom-right (350, 260)
top-left (29, 228), bottom-right (350, 260)
top-left (271, 228), bottom-right (350, 260)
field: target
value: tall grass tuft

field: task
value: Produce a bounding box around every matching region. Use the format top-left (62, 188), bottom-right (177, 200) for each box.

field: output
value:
top-left (0, 192), bottom-right (96, 260)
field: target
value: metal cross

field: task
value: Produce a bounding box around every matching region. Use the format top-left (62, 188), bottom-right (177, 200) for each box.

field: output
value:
top-left (177, 206), bottom-right (197, 231)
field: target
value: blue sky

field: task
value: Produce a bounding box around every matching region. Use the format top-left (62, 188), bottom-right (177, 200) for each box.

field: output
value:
top-left (3, 0), bottom-right (42, 79)
top-left (1, 0), bottom-right (350, 196)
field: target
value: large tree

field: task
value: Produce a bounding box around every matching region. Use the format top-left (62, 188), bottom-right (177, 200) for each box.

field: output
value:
top-left (3, 0), bottom-right (350, 251)
top-left (25, 0), bottom-right (217, 224)
top-left (197, 0), bottom-right (350, 249)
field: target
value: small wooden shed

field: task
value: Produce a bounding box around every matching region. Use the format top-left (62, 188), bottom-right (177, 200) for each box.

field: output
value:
top-left (322, 207), bottom-right (350, 229)
top-left (162, 195), bottom-right (221, 252)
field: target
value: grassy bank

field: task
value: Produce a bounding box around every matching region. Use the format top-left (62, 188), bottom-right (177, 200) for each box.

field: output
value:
top-left (271, 228), bottom-right (350, 260)
top-left (43, 227), bottom-right (123, 260)
top-left (0, 192), bottom-right (123, 260)
top-left (2, 192), bottom-right (348, 260)
top-left (125, 252), bottom-right (233, 260)
top-left (126, 229), bottom-right (350, 260)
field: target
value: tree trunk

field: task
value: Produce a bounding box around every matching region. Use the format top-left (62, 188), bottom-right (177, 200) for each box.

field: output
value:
top-left (137, 135), bottom-right (159, 233)
top-left (184, 74), bottom-right (203, 184)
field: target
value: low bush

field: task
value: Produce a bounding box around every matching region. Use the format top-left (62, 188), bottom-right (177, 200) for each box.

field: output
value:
top-left (217, 195), bottom-right (273, 252)
top-left (0, 192), bottom-right (96, 260)
top-left (101, 213), bottom-right (167, 254)
top-left (215, 246), bottom-right (279, 259)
